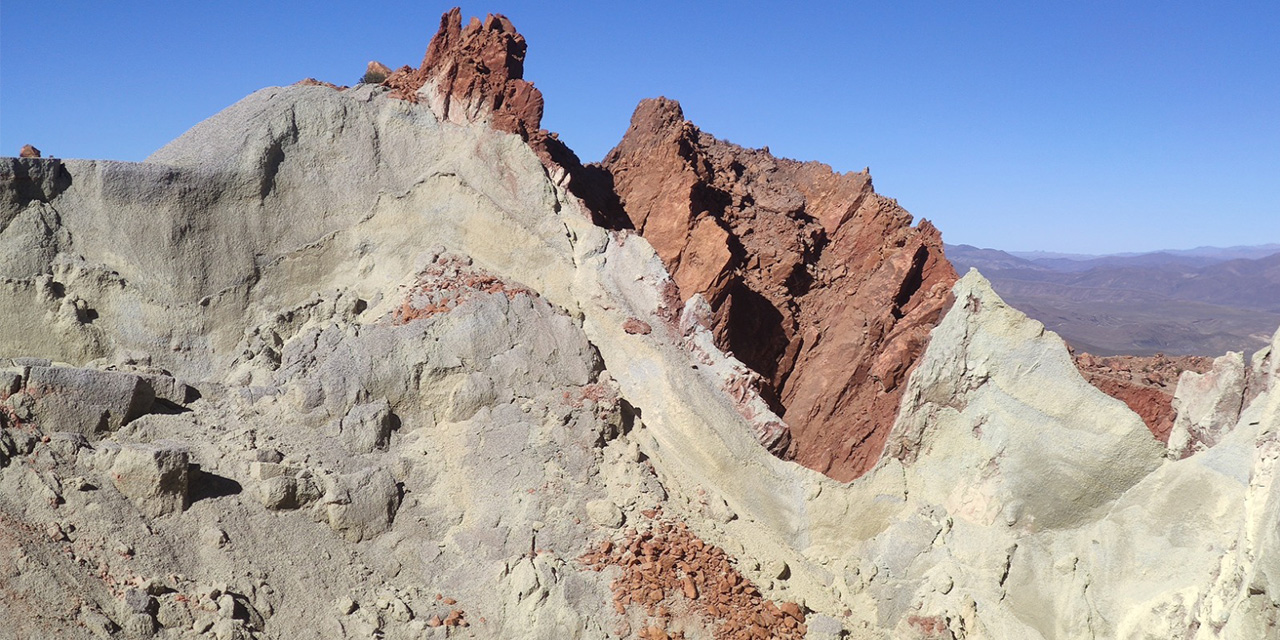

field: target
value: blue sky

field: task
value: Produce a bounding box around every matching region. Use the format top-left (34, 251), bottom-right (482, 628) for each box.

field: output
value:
top-left (2, 1), bottom-right (1277, 254)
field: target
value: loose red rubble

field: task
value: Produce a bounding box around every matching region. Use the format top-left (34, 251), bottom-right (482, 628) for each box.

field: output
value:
top-left (391, 255), bottom-right (533, 326)
top-left (581, 517), bottom-right (808, 639)
top-left (293, 78), bottom-right (348, 91)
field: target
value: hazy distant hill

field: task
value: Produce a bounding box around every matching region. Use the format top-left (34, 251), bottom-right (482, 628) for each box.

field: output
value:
top-left (948, 243), bottom-right (1280, 356)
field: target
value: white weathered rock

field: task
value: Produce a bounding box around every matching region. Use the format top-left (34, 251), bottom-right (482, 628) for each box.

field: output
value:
top-left (320, 467), bottom-right (400, 542)
top-left (1168, 351), bottom-right (1247, 459)
top-left (338, 399), bottom-right (393, 453)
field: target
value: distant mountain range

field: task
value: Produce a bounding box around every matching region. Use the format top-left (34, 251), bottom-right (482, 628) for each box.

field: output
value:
top-left (947, 243), bottom-right (1280, 356)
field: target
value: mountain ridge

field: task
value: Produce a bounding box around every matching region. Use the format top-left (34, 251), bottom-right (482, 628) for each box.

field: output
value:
top-left (1, 8), bottom-right (1279, 639)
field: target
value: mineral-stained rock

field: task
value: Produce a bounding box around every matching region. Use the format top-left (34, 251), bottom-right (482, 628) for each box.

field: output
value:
top-left (598, 97), bottom-right (957, 480)
top-left (383, 8), bottom-right (540, 137)
top-left (1166, 351), bottom-right (1247, 458)
top-left (4, 14), bottom-right (1280, 639)
top-left (382, 8), bottom-right (630, 228)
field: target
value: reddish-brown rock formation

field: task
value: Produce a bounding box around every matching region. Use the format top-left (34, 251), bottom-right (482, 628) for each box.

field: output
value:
top-left (385, 10), bottom-right (953, 480)
top-left (1074, 352), bottom-right (1214, 442)
top-left (384, 8), bottom-right (629, 228)
top-left (384, 8), bottom-right (542, 138)
top-left (598, 98), bottom-right (958, 481)
top-left (364, 60), bottom-right (392, 83)
top-left (19, 145), bottom-right (40, 159)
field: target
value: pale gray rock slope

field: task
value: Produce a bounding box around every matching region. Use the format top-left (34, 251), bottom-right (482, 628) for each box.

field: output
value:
top-left (1, 82), bottom-right (1278, 639)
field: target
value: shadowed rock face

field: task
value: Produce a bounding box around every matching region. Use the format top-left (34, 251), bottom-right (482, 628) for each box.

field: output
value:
top-left (598, 98), bottom-right (958, 481)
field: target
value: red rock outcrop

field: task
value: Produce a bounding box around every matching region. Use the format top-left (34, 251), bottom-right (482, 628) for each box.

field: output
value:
top-left (384, 8), bottom-right (629, 228)
top-left (388, 11), bottom-right (954, 480)
top-left (19, 145), bottom-right (40, 158)
top-left (1074, 352), bottom-right (1213, 442)
top-left (599, 98), bottom-right (958, 481)
top-left (364, 60), bottom-right (392, 83)
top-left (384, 8), bottom-right (542, 137)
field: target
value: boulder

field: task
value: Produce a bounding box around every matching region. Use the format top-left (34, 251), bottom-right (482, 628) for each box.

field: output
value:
top-left (27, 366), bottom-right (155, 437)
top-left (1167, 351), bottom-right (1247, 458)
top-left (109, 443), bottom-right (190, 517)
top-left (338, 399), bottom-right (393, 453)
top-left (321, 468), bottom-right (400, 542)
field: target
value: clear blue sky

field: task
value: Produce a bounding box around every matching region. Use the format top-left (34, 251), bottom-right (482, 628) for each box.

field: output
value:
top-left (3, 1), bottom-right (1277, 254)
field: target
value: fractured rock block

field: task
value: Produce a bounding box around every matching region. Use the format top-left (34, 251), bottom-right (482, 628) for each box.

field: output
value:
top-left (339, 399), bottom-right (393, 453)
top-left (137, 373), bottom-right (197, 407)
top-left (27, 366), bottom-right (155, 437)
top-left (109, 443), bottom-right (190, 517)
top-left (255, 476), bottom-right (299, 510)
top-left (321, 467), bottom-right (400, 542)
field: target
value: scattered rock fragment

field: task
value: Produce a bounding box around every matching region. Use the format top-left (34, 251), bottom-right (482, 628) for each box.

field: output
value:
top-left (322, 467), bottom-right (400, 542)
top-left (623, 318), bottom-right (653, 335)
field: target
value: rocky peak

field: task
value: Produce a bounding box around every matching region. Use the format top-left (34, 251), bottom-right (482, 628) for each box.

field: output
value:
top-left (19, 144), bottom-right (40, 158)
top-left (598, 98), bottom-right (958, 481)
top-left (385, 8), bottom-right (542, 138)
top-left (382, 8), bottom-right (628, 228)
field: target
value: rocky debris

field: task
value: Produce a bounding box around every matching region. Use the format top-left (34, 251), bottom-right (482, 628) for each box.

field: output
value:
top-left (582, 516), bottom-right (807, 639)
top-left (392, 253), bottom-right (533, 325)
top-left (250, 461), bottom-right (321, 511)
top-left (598, 97), bottom-right (957, 480)
top-left (337, 399), bottom-right (394, 453)
top-left (623, 318), bottom-right (653, 335)
top-left (107, 442), bottom-right (191, 517)
top-left (20, 144), bottom-right (41, 158)
top-left (320, 467), bottom-right (400, 543)
top-left (1074, 352), bottom-right (1214, 441)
